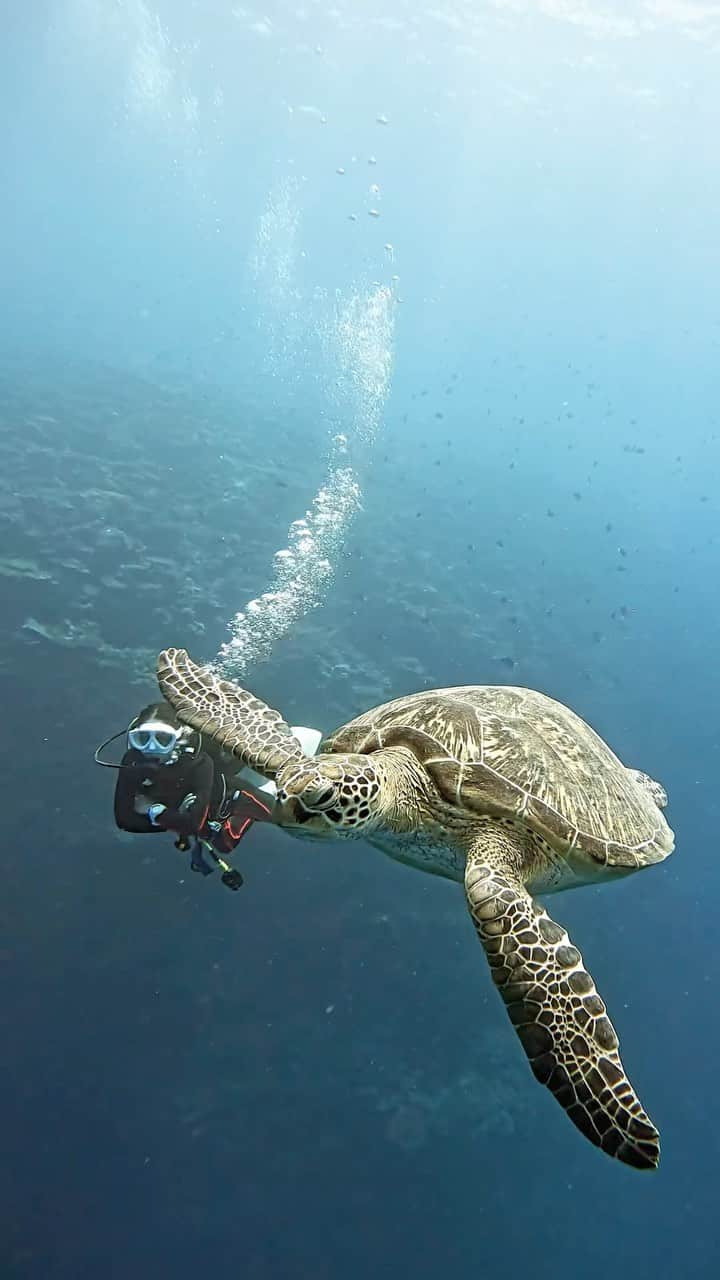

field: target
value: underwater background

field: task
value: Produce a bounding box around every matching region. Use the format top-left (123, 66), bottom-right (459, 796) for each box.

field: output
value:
top-left (2, 2), bottom-right (720, 1276)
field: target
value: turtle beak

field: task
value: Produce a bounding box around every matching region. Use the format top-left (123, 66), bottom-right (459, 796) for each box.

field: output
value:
top-left (276, 796), bottom-right (314, 827)
top-left (271, 793), bottom-right (319, 834)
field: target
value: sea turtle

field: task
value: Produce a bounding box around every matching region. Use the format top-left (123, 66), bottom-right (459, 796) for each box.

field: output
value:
top-left (157, 647), bottom-right (674, 1170)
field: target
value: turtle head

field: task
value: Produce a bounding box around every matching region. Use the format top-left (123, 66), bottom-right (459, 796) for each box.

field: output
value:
top-left (274, 753), bottom-right (383, 838)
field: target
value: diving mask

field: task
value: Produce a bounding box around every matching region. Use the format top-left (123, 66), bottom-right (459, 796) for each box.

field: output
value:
top-left (127, 720), bottom-right (182, 759)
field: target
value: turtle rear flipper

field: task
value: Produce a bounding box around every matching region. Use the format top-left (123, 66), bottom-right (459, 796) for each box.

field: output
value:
top-left (464, 826), bottom-right (660, 1170)
top-left (156, 648), bottom-right (304, 777)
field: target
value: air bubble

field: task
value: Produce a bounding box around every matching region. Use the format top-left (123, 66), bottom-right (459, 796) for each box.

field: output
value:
top-left (217, 196), bottom-right (395, 676)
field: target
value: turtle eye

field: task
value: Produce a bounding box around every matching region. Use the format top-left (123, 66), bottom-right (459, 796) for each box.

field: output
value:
top-left (304, 782), bottom-right (337, 810)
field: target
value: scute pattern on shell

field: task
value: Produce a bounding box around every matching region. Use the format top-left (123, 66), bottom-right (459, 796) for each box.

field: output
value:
top-left (323, 685), bottom-right (674, 869)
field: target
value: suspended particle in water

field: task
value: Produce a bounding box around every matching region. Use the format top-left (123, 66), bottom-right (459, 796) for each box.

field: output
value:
top-left (348, 213), bottom-right (357, 221)
top-left (370, 183), bottom-right (380, 195)
top-left (336, 167), bottom-right (345, 175)
top-left (384, 243), bottom-right (394, 262)
top-left (368, 155), bottom-right (377, 165)
top-left (368, 208), bottom-right (380, 218)
top-left (376, 114), bottom-right (389, 125)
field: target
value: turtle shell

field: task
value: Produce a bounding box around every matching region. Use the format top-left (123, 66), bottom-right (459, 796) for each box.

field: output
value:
top-left (322, 686), bottom-right (674, 869)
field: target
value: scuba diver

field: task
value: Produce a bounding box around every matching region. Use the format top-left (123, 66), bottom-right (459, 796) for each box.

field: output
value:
top-left (103, 700), bottom-right (273, 891)
top-left (97, 700), bottom-right (322, 892)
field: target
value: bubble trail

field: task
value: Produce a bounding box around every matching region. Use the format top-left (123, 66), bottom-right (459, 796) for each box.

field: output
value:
top-left (216, 185), bottom-right (395, 677)
top-left (217, 466), bottom-right (362, 673)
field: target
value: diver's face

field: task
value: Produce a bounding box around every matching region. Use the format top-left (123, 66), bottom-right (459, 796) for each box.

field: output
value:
top-left (128, 721), bottom-right (181, 761)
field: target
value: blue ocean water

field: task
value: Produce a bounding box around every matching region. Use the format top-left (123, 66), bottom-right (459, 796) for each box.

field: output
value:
top-left (2, 2), bottom-right (719, 1276)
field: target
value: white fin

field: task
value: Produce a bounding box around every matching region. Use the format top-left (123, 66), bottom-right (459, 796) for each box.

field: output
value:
top-left (290, 725), bottom-right (322, 758)
top-left (234, 725), bottom-right (322, 799)
top-left (236, 767), bottom-right (277, 797)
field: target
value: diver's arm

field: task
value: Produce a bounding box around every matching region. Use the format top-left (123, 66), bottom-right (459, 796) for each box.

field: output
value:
top-left (156, 753), bottom-right (214, 835)
top-left (113, 757), bottom-right (161, 833)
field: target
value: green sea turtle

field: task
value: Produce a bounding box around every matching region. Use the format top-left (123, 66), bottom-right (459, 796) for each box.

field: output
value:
top-left (157, 647), bottom-right (674, 1170)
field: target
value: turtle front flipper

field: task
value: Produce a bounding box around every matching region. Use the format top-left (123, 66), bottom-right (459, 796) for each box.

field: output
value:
top-left (464, 827), bottom-right (660, 1170)
top-left (156, 648), bottom-right (304, 777)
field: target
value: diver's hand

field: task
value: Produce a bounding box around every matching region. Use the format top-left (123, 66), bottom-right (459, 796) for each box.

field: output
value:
top-left (178, 793), bottom-right (197, 814)
top-left (147, 803), bottom-right (167, 826)
top-left (134, 795), bottom-right (163, 818)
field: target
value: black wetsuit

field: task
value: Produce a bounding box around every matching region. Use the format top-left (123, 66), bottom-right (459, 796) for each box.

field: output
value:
top-left (114, 747), bottom-right (271, 891)
top-left (114, 748), bottom-right (222, 837)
